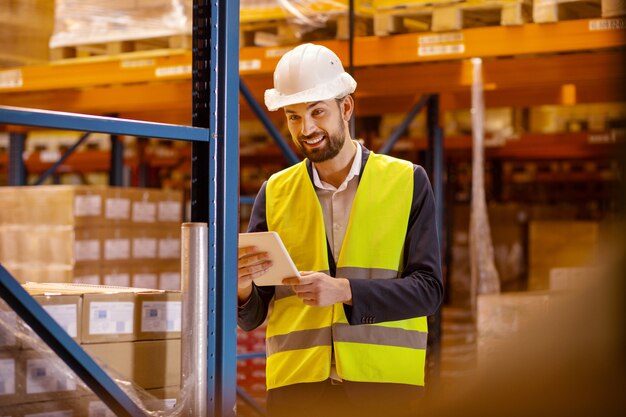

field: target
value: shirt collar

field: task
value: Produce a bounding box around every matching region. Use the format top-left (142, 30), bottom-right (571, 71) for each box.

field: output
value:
top-left (312, 141), bottom-right (362, 191)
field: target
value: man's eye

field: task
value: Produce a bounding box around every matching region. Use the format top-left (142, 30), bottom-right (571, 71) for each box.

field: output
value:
top-left (288, 115), bottom-right (300, 121)
top-left (312, 109), bottom-right (324, 116)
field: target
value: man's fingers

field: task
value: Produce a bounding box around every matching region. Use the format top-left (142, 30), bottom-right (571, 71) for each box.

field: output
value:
top-left (239, 260), bottom-right (272, 282)
top-left (238, 245), bottom-right (257, 257)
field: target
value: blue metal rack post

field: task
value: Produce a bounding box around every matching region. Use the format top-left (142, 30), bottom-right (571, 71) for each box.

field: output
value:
top-left (8, 132), bottom-right (26, 186)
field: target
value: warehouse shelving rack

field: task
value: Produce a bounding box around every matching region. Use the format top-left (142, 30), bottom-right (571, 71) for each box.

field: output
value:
top-left (0, 1), bottom-right (239, 416)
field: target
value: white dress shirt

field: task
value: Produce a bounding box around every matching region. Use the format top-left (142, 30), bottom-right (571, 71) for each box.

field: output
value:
top-left (311, 141), bottom-right (362, 263)
top-left (311, 141), bottom-right (362, 383)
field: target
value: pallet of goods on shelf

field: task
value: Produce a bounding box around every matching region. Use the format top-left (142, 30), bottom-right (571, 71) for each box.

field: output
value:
top-left (0, 0), bottom-right (55, 68)
top-left (0, 283), bottom-right (182, 414)
top-left (0, 185), bottom-right (183, 290)
top-left (240, 0), bottom-right (373, 47)
top-left (48, 0), bottom-right (192, 60)
top-left (373, 0), bottom-right (533, 35)
top-left (533, 0), bottom-right (624, 23)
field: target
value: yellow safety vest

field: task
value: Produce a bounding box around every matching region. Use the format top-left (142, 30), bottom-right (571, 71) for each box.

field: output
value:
top-left (264, 152), bottom-right (428, 390)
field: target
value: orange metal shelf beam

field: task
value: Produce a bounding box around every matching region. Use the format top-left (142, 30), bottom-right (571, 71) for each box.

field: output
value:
top-left (0, 18), bottom-right (623, 95)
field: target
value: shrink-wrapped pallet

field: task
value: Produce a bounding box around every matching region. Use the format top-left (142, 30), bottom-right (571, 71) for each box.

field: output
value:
top-left (49, 0), bottom-right (192, 49)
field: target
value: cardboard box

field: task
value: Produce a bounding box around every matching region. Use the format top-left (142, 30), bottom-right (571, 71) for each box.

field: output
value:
top-left (82, 293), bottom-right (136, 344)
top-left (12, 398), bottom-right (82, 417)
top-left (2, 264), bottom-right (99, 286)
top-left (135, 293), bottom-right (182, 341)
top-left (19, 294), bottom-right (82, 347)
top-left (103, 188), bottom-right (134, 226)
top-left (19, 350), bottom-right (84, 403)
top-left (83, 339), bottom-right (181, 389)
top-left (130, 188), bottom-right (183, 226)
top-left (146, 385), bottom-right (180, 410)
top-left (528, 221), bottom-right (600, 290)
top-left (100, 228), bottom-right (132, 264)
top-left (99, 264), bottom-right (132, 288)
top-left (158, 264), bottom-right (182, 291)
top-left (14, 294), bottom-right (82, 350)
top-left (14, 186), bottom-right (107, 227)
top-left (477, 291), bottom-right (555, 367)
top-left (0, 351), bottom-right (21, 407)
top-left (0, 300), bottom-right (20, 351)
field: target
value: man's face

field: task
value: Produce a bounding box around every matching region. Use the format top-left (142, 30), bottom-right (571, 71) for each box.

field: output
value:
top-left (284, 99), bottom-right (346, 163)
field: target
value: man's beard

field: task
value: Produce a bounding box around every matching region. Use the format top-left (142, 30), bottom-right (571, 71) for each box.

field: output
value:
top-left (297, 121), bottom-right (345, 163)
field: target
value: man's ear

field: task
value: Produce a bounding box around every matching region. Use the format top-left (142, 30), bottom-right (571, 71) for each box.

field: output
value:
top-left (342, 95), bottom-right (355, 122)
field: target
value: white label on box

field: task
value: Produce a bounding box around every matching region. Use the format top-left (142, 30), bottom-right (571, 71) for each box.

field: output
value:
top-left (134, 274), bottom-right (158, 289)
top-left (74, 195), bottom-right (102, 217)
top-left (158, 201), bottom-right (181, 222)
top-left (0, 311), bottom-right (17, 346)
top-left (0, 359), bottom-right (16, 395)
top-left (103, 273), bottom-right (130, 287)
top-left (132, 201), bottom-right (156, 223)
top-left (43, 304), bottom-right (78, 338)
top-left (0, 69), bottom-right (23, 88)
top-left (105, 239), bottom-right (130, 260)
top-left (105, 198), bottom-right (130, 220)
top-left (26, 358), bottom-right (76, 394)
top-left (89, 302), bottom-right (134, 335)
top-left (163, 398), bottom-right (177, 409)
top-left (158, 238), bottom-right (180, 259)
top-left (73, 275), bottom-right (100, 285)
top-left (141, 301), bottom-right (182, 332)
top-left (25, 411), bottom-right (73, 417)
top-left (133, 238), bottom-right (157, 259)
top-left (88, 400), bottom-right (116, 417)
top-left (75, 240), bottom-right (100, 261)
top-left (160, 273), bottom-right (181, 291)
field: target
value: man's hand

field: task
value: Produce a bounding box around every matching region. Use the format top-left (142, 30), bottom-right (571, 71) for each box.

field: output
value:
top-left (238, 245), bottom-right (272, 303)
top-left (283, 272), bottom-right (352, 307)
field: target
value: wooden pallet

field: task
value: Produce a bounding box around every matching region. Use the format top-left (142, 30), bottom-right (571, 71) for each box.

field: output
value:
top-left (533, 0), bottom-right (606, 23)
top-left (374, 0), bottom-right (532, 35)
top-left (240, 12), bottom-right (373, 47)
top-left (49, 34), bottom-right (193, 61)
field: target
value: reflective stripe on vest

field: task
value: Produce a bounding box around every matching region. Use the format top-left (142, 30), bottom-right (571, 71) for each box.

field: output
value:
top-left (265, 151), bottom-right (427, 389)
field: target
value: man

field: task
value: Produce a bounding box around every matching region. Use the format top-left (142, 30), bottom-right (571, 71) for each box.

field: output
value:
top-left (237, 43), bottom-right (443, 417)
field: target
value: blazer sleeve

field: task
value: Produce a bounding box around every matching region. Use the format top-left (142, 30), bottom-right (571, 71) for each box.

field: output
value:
top-left (237, 181), bottom-right (276, 331)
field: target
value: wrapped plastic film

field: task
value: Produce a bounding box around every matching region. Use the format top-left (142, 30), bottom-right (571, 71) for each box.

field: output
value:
top-left (241, 0), bottom-right (362, 38)
top-left (469, 58), bottom-right (500, 315)
top-left (49, 0), bottom-right (192, 49)
top-left (0, 254), bottom-right (205, 417)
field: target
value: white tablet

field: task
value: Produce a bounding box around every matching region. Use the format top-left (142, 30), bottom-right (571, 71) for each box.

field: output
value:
top-left (238, 231), bottom-right (300, 286)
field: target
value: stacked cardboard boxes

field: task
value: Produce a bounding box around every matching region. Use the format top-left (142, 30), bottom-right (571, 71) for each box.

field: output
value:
top-left (0, 0), bottom-right (55, 67)
top-left (0, 283), bottom-right (182, 415)
top-left (0, 185), bottom-right (183, 291)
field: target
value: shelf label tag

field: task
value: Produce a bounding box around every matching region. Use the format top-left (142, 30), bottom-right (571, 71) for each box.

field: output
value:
top-left (418, 33), bottom-right (465, 57)
top-left (240, 59), bottom-right (262, 71)
top-left (418, 33), bottom-right (464, 45)
top-left (155, 65), bottom-right (192, 77)
top-left (0, 69), bottom-right (23, 89)
top-left (265, 48), bottom-right (291, 58)
top-left (589, 18), bottom-right (625, 31)
top-left (121, 58), bottom-right (156, 68)
top-left (418, 43), bottom-right (465, 57)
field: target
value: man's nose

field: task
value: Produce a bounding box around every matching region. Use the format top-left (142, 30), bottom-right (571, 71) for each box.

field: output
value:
top-left (300, 116), bottom-right (317, 136)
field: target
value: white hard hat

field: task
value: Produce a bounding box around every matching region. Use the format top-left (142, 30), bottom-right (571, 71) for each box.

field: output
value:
top-left (264, 43), bottom-right (357, 111)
